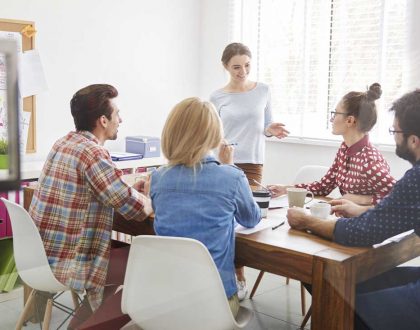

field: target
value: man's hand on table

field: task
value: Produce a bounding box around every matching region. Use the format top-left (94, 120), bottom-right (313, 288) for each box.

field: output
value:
top-left (287, 207), bottom-right (336, 241)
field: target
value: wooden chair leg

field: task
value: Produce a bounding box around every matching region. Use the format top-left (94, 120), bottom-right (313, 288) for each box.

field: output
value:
top-left (300, 305), bottom-right (312, 329)
top-left (300, 282), bottom-right (306, 315)
top-left (250, 271), bottom-right (265, 299)
top-left (42, 298), bottom-right (53, 330)
top-left (15, 289), bottom-right (36, 330)
top-left (71, 291), bottom-right (80, 310)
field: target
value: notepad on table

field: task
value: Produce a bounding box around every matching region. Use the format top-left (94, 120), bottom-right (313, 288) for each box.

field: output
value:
top-left (373, 229), bottom-right (415, 248)
top-left (235, 218), bottom-right (286, 235)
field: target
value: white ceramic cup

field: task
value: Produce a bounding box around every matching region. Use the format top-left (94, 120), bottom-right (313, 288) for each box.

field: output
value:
top-left (286, 187), bottom-right (314, 208)
top-left (310, 203), bottom-right (332, 219)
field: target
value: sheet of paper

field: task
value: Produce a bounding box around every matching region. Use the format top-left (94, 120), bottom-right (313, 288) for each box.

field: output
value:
top-left (373, 229), bottom-right (415, 248)
top-left (235, 217), bottom-right (286, 235)
top-left (269, 195), bottom-right (288, 208)
top-left (19, 49), bottom-right (48, 97)
top-left (20, 111), bottom-right (31, 154)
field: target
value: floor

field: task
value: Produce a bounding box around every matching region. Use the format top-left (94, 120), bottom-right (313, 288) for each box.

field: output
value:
top-left (2, 257), bottom-right (419, 330)
top-left (0, 267), bottom-right (311, 330)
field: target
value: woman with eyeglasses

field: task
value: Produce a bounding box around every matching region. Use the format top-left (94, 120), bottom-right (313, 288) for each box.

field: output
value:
top-left (269, 83), bottom-right (395, 206)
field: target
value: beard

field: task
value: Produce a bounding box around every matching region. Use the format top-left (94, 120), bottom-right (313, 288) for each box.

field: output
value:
top-left (396, 140), bottom-right (416, 165)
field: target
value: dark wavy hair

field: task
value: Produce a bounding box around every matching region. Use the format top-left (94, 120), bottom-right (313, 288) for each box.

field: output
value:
top-left (70, 84), bottom-right (118, 132)
top-left (390, 89), bottom-right (420, 139)
top-left (341, 83), bottom-right (382, 133)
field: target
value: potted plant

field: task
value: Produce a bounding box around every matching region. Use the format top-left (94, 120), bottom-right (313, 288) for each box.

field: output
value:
top-left (0, 138), bottom-right (8, 169)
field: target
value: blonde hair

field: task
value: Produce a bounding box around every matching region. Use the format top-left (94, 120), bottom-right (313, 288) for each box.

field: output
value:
top-left (162, 97), bottom-right (223, 167)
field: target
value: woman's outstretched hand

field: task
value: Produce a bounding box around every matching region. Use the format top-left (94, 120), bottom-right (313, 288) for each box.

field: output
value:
top-left (266, 122), bottom-right (290, 139)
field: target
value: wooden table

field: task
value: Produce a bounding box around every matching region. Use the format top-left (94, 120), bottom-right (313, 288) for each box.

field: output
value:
top-left (235, 209), bottom-right (420, 329)
top-left (23, 187), bottom-right (420, 329)
top-left (113, 207), bottom-right (420, 329)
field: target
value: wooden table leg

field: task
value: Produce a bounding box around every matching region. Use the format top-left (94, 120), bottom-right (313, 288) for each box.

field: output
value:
top-left (311, 256), bottom-right (356, 330)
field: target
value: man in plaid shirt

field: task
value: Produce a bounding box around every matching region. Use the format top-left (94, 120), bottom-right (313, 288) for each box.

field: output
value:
top-left (29, 84), bottom-right (152, 311)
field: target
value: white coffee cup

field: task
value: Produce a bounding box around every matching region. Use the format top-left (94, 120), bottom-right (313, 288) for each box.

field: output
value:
top-left (286, 187), bottom-right (314, 208)
top-left (310, 202), bottom-right (331, 219)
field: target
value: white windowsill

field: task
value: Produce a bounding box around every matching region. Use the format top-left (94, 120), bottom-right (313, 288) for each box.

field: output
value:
top-left (266, 136), bottom-right (396, 153)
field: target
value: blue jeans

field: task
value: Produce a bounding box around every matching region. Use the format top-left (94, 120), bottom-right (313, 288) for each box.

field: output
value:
top-left (355, 266), bottom-right (420, 330)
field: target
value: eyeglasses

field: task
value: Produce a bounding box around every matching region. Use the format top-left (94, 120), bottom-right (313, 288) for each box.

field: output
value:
top-left (330, 111), bottom-right (348, 119)
top-left (388, 128), bottom-right (405, 135)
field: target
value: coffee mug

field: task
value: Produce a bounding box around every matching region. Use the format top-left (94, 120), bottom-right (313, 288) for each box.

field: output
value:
top-left (252, 190), bottom-right (271, 218)
top-left (286, 187), bottom-right (314, 208)
top-left (310, 202), bottom-right (331, 219)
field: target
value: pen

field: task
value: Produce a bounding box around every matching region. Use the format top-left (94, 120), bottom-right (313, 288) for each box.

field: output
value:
top-left (272, 220), bottom-right (285, 230)
top-left (252, 179), bottom-right (270, 191)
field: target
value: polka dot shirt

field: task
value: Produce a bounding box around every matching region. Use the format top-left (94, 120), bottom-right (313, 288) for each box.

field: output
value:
top-left (296, 135), bottom-right (396, 204)
top-left (334, 160), bottom-right (420, 247)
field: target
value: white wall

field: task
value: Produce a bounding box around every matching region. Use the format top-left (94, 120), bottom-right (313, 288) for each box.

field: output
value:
top-left (198, 0), bottom-right (231, 98)
top-left (1, 0), bottom-right (201, 159)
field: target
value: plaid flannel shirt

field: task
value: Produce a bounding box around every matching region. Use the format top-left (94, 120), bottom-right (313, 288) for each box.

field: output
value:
top-left (29, 131), bottom-right (151, 310)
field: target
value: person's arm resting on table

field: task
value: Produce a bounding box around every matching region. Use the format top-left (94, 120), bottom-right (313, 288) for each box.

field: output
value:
top-left (287, 199), bottom-right (371, 241)
top-left (287, 208), bottom-right (336, 240)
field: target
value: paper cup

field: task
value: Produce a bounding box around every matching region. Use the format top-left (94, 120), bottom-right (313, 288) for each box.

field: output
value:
top-left (252, 190), bottom-right (271, 218)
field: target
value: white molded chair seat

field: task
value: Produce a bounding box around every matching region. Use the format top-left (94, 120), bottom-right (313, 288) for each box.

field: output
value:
top-left (121, 235), bottom-right (253, 330)
top-left (294, 165), bottom-right (341, 199)
top-left (1, 198), bottom-right (81, 330)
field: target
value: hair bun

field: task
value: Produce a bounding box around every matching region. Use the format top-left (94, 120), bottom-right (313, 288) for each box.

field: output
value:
top-left (367, 83), bottom-right (382, 101)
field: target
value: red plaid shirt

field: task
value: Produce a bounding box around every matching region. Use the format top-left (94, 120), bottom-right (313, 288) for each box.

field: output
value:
top-left (296, 135), bottom-right (395, 204)
top-left (29, 131), bottom-right (152, 309)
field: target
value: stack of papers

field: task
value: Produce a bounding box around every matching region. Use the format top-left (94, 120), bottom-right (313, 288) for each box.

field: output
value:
top-left (373, 229), bottom-right (415, 248)
top-left (110, 152), bottom-right (143, 161)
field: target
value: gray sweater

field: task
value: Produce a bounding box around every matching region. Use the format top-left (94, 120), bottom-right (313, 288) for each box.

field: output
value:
top-left (210, 82), bottom-right (272, 164)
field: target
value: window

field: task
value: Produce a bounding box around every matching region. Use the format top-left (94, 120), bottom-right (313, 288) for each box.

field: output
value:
top-left (231, 0), bottom-right (408, 145)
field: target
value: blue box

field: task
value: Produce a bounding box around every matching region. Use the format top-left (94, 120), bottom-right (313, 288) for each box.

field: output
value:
top-left (125, 136), bottom-right (160, 158)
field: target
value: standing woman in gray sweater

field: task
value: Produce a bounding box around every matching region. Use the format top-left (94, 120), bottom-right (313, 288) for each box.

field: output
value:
top-left (210, 42), bottom-right (289, 184)
top-left (210, 42), bottom-right (289, 300)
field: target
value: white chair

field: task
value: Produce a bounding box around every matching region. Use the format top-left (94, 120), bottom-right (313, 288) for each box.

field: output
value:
top-left (250, 165), bottom-right (338, 327)
top-left (294, 165), bottom-right (341, 199)
top-left (1, 198), bottom-right (81, 330)
top-left (121, 235), bottom-right (253, 330)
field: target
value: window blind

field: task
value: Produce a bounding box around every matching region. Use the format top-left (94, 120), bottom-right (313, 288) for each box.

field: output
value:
top-left (231, 0), bottom-right (407, 144)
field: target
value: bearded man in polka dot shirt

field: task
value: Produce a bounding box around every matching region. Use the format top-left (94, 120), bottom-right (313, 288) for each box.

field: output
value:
top-left (288, 89), bottom-right (420, 330)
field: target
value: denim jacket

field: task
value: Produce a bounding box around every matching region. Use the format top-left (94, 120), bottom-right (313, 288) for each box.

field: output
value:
top-left (151, 155), bottom-right (261, 298)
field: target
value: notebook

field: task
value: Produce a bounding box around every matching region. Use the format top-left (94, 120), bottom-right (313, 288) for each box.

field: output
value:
top-left (110, 152), bottom-right (143, 161)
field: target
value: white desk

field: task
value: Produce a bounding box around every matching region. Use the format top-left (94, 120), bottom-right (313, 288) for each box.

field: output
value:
top-left (21, 157), bottom-right (166, 181)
